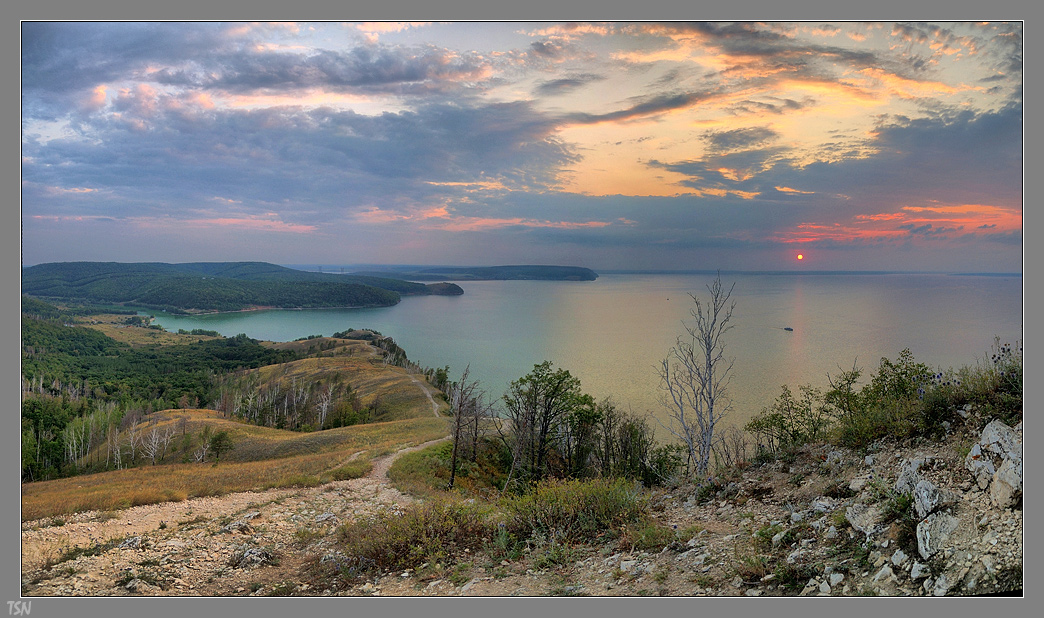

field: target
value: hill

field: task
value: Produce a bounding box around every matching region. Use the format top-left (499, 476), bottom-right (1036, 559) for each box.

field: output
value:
top-left (350, 265), bottom-right (599, 281)
top-left (21, 261), bottom-right (464, 313)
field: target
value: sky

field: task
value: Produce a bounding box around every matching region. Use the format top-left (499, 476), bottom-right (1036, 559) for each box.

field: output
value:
top-left (20, 21), bottom-right (1024, 272)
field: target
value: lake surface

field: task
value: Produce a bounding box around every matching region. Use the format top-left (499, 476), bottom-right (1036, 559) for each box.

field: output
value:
top-left (150, 273), bottom-right (1023, 430)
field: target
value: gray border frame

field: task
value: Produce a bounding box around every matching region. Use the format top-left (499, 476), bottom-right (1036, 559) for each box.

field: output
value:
top-left (5, 3), bottom-right (1033, 618)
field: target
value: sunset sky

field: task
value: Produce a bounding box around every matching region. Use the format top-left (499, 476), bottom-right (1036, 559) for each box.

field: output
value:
top-left (20, 21), bottom-right (1023, 272)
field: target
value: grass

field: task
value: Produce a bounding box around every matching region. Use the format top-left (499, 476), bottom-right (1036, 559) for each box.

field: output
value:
top-left (22, 415), bottom-right (448, 521)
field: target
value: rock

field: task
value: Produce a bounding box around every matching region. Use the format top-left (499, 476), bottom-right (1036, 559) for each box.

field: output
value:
top-left (745, 589), bottom-right (763, 596)
top-left (891, 549), bottom-right (909, 567)
top-left (620, 560), bottom-right (637, 572)
top-left (910, 562), bottom-right (930, 580)
top-left (846, 503), bottom-right (883, 537)
top-left (933, 573), bottom-right (952, 596)
top-left (990, 457), bottom-right (1022, 508)
top-left (849, 477), bottom-right (869, 493)
top-left (118, 536), bottom-right (142, 550)
top-left (913, 480), bottom-right (959, 519)
top-left (811, 498), bottom-right (836, 513)
top-left (968, 420), bottom-right (1022, 498)
top-left (917, 512), bottom-right (960, 559)
top-left (824, 526), bottom-right (838, 539)
top-left (829, 572), bottom-right (844, 587)
top-left (979, 420), bottom-right (1021, 460)
top-left (965, 444), bottom-right (995, 489)
top-left (819, 580), bottom-right (831, 594)
top-left (229, 546), bottom-right (273, 568)
top-left (895, 458), bottom-right (924, 495)
top-left (873, 565), bottom-right (894, 583)
top-left (315, 512), bottom-right (340, 524)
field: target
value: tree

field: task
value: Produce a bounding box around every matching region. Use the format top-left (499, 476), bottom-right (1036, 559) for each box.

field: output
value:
top-left (208, 430), bottom-right (235, 462)
top-left (502, 361), bottom-right (588, 485)
top-left (447, 366), bottom-right (492, 489)
top-left (657, 273), bottom-right (736, 477)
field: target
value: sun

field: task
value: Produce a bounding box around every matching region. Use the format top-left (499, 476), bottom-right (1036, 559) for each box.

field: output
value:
top-left (796, 254), bottom-right (804, 260)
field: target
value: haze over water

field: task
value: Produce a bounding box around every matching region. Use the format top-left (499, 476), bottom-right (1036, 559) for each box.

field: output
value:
top-left (151, 272), bottom-right (1022, 431)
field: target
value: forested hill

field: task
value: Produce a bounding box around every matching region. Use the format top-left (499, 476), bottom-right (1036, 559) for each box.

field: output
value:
top-left (21, 261), bottom-right (463, 313)
top-left (350, 265), bottom-right (599, 281)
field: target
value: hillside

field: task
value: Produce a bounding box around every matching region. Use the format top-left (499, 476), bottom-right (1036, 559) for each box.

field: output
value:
top-left (350, 265), bottom-right (599, 281)
top-left (21, 261), bottom-right (463, 313)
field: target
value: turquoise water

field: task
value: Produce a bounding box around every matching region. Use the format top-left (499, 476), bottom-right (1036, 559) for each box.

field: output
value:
top-left (149, 273), bottom-right (1023, 429)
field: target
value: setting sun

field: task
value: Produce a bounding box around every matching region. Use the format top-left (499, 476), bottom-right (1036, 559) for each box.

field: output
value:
top-left (797, 254), bottom-right (804, 260)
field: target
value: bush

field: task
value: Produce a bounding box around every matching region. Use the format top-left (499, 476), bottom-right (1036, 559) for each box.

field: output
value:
top-left (337, 500), bottom-right (495, 574)
top-left (745, 384), bottom-right (829, 455)
top-left (503, 478), bottom-right (647, 544)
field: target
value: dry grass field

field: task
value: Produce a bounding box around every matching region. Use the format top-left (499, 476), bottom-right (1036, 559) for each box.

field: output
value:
top-left (22, 333), bottom-right (454, 522)
top-left (21, 411), bottom-right (449, 521)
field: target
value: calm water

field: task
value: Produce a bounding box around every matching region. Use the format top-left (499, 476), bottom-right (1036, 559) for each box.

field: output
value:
top-left (150, 273), bottom-right (1023, 430)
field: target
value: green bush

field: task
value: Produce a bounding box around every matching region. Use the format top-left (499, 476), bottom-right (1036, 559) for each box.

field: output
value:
top-left (503, 478), bottom-right (647, 544)
top-left (337, 500), bottom-right (496, 574)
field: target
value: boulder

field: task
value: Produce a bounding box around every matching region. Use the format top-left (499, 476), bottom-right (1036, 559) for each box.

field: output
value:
top-left (990, 457), bottom-right (1022, 508)
top-left (846, 503), bottom-right (883, 537)
top-left (966, 419), bottom-right (1022, 507)
top-left (895, 458), bottom-right (924, 495)
top-left (917, 512), bottom-right (959, 559)
top-left (913, 479), bottom-right (959, 519)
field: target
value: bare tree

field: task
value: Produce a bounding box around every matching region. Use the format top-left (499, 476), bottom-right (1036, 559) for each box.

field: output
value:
top-left (657, 273), bottom-right (736, 477)
top-left (448, 365), bottom-right (479, 489)
top-left (142, 426), bottom-right (162, 464)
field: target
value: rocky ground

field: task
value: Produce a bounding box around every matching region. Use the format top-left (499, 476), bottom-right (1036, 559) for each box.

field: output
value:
top-left (21, 414), bottom-right (1022, 598)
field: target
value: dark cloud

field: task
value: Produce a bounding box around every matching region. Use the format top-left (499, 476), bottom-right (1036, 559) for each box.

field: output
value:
top-left (702, 126), bottom-right (779, 153)
top-left (564, 91), bottom-right (708, 124)
top-left (21, 98), bottom-right (577, 222)
top-left (534, 73), bottom-right (607, 96)
top-left (153, 45), bottom-right (490, 95)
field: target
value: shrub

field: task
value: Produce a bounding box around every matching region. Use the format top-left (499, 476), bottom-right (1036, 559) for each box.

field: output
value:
top-left (337, 500), bottom-right (496, 574)
top-left (745, 385), bottom-right (830, 456)
top-left (618, 519), bottom-right (676, 552)
top-left (503, 478), bottom-right (647, 544)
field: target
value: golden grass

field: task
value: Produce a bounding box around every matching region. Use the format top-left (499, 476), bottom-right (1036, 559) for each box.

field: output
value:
top-left (22, 415), bottom-right (449, 521)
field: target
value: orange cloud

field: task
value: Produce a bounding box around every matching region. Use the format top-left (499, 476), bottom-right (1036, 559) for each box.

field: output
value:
top-left (179, 216), bottom-right (317, 233)
top-left (775, 186), bottom-right (814, 194)
top-left (855, 67), bottom-right (964, 99)
top-left (353, 205), bottom-right (624, 232)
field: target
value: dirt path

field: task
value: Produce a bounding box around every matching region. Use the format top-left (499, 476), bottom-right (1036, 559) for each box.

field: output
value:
top-left (407, 373), bottom-right (442, 417)
top-left (20, 433), bottom-right (452, 597)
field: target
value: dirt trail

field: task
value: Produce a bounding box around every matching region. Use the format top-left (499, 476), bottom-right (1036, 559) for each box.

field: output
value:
top-left (20, 433), bottom-right (452, 596)
top-left (407, 373), bottom-right (442, 417)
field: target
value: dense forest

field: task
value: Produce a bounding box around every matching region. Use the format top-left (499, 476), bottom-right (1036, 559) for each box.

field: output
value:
top-left (21, 261), bottom-right (463, 313)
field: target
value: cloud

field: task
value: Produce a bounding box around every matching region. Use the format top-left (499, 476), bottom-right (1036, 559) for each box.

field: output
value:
top-left (534, 73), bottom-right (607, 96)
top-left (702, 126), bottom-right (779, 152)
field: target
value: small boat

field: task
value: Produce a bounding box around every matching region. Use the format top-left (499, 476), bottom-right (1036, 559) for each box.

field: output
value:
top-left (783, 327), bottom-right (793, 331)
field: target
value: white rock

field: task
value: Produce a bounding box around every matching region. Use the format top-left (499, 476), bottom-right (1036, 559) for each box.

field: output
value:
top-left (914, 480), bottom-right (959, 519)
top-left (917, 512), bottom-right (960, 559)
top-left (910, 562), bottom-right (930, 580)
top-left (829, 572), bottom-right (844, 587)
top-left (895, 458), bottom-right (924, 495)
top-left (873, 565), bottom-right (894, 583)
top-left (892, 549), bottom-right (908, 567)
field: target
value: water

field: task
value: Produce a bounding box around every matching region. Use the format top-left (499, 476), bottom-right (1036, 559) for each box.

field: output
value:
top-left (149, 273), bottom-right (1023, 430)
